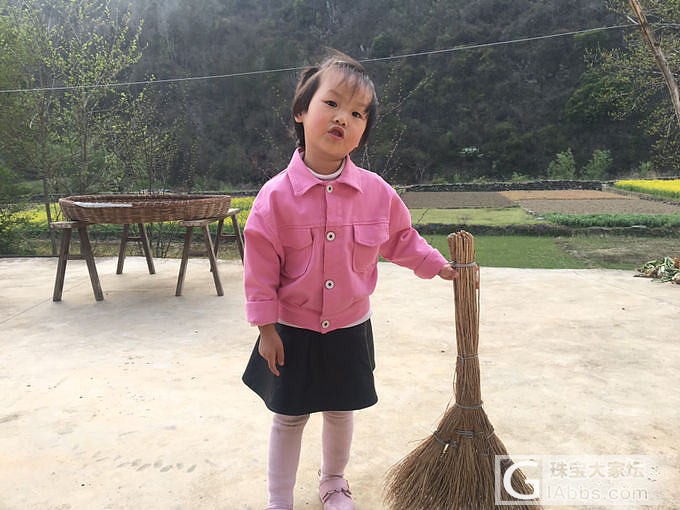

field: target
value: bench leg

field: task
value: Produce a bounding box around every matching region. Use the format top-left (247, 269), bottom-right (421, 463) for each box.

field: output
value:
top-left (231, 213), bottom-right (245, 262)
top-left (53, 228), bottom-right (72, 302)
top-left (138, 223), bottom-right (156, 275)
top-left (202, 225), bottom-right (223, 296)
top-left (116, 224), bottom-right (129, 274)
top-left (213, 218), bottom-right (225, 261)
top-left (175, 227), bottom-right (193, 296)
top-left (77, 226), bottom-right (104, 301)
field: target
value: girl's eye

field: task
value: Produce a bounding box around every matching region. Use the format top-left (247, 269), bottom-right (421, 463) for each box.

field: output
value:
top-left (352, 112), bottom-right (363, 119)
top-left (325, 100), bottom-right (337, 107)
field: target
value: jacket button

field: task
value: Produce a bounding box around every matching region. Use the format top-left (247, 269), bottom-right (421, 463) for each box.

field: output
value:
top-left (325, 280), bottom-right (335, 289)
top-left (326, 184), bottom-right (333, 193)
top-left (321, 320), bottom-right (330, 329)
top-left (326, 231), bottom-right (335, 241)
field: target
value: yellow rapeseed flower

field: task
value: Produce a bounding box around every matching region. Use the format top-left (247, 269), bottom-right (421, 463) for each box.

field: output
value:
top-left (615, 179), bottom-right (680, 199)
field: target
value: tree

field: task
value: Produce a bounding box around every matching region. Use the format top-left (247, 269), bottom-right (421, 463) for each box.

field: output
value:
top-left (629, 0), bottom-right (680, 127)
top-left (50, 0), bottom-right (144, 193)
top-left (103, 84), bottom-right (199, 192)
top-left (1, 0), bottom-right (144, 253)
top-left (581, 149), bottom-right (613, 179)
top-left (593, 0), bottom-right (680, 173)
top-left (547, 149), bottom-right (577, 179)
top-left (3, 0), bottom-right (654, 190)
top-left (0, 1), bottom-right (63, 252)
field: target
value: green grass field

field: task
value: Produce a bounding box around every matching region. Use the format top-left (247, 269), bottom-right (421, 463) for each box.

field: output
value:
top-left (422, 234), bottom-right (679, 270)
top-left (423, 235), bottom-right (588, 269)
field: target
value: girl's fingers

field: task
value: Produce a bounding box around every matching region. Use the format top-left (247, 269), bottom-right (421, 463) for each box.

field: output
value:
top-left (267, 355), bottom-right (280, 376)
top-left (259, 344), bottom-right (280, 376)
top-left (258, 330), bottom-right (284, 376)
top-left (277, 343), bottom-right (285, 368)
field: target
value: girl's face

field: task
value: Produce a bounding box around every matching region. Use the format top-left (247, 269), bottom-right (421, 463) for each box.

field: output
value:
top-left (294, 69), bottom-right (372, 175)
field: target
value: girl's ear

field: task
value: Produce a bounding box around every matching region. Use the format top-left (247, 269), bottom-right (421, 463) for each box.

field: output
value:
top-left (294, 111), bottom-right (305, 123)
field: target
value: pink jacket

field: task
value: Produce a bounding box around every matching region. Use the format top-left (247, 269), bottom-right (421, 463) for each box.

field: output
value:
top-left (244, 149), bottom-right (448, 333)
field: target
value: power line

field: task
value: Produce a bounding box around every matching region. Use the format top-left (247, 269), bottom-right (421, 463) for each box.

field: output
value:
top-left (0, 23), bottom-right (636, 94)
top-left (361, 24), bottom-right (636, 63)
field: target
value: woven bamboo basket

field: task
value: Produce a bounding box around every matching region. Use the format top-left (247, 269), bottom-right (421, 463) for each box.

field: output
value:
top-left (58, 194), bottom-right (231, 224)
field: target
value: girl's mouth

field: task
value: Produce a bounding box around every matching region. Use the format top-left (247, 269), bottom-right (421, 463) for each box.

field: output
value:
top-left (328, 127), bottom-right (344, 139)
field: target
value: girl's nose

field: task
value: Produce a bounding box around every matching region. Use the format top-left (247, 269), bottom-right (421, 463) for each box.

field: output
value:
top-left (333, 112), bottom-right (347, 126)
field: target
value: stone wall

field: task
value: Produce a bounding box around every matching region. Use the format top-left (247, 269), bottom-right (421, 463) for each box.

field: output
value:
top-left (414, 223), bottom-right (680, 237)
top-left (398, 180), bottom-right (611, 193)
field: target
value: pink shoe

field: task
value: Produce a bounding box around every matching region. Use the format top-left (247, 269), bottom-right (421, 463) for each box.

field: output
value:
top-left (319, 477), bottom-right (355, 510)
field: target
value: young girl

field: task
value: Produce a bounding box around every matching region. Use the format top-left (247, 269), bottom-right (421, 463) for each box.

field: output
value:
top-left (242, 51), bottom-right (457, 510)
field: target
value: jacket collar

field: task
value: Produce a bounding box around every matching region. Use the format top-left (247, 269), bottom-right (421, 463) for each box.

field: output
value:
top-left (286, 149), bottom-right (363, 196)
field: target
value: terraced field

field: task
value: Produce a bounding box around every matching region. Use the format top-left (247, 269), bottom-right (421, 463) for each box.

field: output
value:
top-left (402, 190), bottom-right (680, 215)
top-left (401, 191), bottom-right (514, 208)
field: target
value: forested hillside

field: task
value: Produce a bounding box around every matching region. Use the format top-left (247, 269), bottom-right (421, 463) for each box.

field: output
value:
top-left (0, 0), bottom-right (666, 191)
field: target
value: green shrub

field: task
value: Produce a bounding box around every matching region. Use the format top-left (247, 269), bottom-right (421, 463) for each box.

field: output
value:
top-left (638, 161), bottom-right (652, 178)
top-left (0, 166), bottom-right (29, 254)
top-left (547, 149), bottom-right (576, 180)
top-left (581, 149), bottom-right (612, 180)
top-left (511, 171), bottom-right (531, 182)
top-left (544, 213), bottom-right (680, 228)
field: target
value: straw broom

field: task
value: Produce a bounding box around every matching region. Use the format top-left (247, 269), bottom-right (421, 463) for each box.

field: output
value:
top-left (384, 231), bottom-right (540, 510)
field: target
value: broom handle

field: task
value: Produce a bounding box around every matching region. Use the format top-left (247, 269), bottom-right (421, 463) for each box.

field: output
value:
top-left (447, 231), bottom-right (482, 407)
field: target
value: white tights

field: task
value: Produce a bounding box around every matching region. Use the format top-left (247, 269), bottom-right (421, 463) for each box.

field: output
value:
top-left (266, 411), bottom-right (354, 509)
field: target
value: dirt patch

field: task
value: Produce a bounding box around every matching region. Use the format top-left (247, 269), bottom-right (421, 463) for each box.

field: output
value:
top-left (519, 199), bottom-right (680, 215)
top-left (555, 236), bottom-right (680, 269)
top-left (402, 191), bottom-right (514, 208)
top-left (501, 190), bottom-right (628, 201)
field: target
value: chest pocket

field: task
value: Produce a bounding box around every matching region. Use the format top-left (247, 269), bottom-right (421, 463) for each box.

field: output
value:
top-left (281, 228), bottom-right (313, 279)
top-left (352, 223), bottom-right (389, 273)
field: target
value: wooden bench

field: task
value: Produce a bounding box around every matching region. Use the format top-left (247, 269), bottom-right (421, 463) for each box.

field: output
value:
top-left (50, 221), bottom-right (103, 302)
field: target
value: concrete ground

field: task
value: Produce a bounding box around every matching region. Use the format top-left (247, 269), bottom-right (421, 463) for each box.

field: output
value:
top-left (0, 256), bottom-right (678, 510)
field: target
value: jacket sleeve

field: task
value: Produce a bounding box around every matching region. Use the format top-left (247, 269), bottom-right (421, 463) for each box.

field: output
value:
top-left (379, 187), bottom-right (448, 279)
top-left (243, 196), bottom-right (283, 326)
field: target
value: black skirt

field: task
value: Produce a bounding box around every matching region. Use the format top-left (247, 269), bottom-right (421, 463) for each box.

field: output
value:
top-left (242, 320), bottom-right (377, 416)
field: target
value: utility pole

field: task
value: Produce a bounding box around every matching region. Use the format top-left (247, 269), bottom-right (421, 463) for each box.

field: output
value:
top-left (629, 0), bottom-right (680, 128)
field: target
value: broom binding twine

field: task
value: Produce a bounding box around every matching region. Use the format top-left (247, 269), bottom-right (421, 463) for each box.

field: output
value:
top-left (457, 353), bottom-right (478, 361)
top-left (454, 401), bottom-right (483, 410)
top-left (449, 260), bottom-right (478, 268)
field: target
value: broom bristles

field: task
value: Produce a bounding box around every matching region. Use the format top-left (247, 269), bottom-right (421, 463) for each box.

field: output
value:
top-left (383, 231), bottom-right (541, 509)
top-left (384, 407), bottom-right (539, 510)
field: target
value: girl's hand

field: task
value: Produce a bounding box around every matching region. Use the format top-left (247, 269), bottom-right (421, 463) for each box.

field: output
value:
top-left (439, 263), bottom-right (480, 289)
top-left (438, 264), bottom-right (458, 281)
top-left (258, 324), bottom-right (285, 376)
